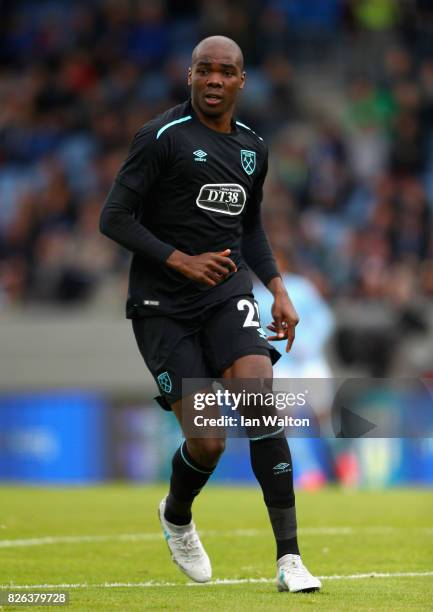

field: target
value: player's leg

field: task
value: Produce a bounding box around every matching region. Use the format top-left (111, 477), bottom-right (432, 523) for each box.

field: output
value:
top-left (204, 295), bottom-right (321, 593)
top-left (164, 398), bottom-right (225, 527)
top-left (158, 398), bottom-right (225, 583)
top-left (223, 355), bottom-right (299, 556)
top-left (132, 317), bottom-right (220, 582)
top-left (223, 354), bottom-right (321, 592)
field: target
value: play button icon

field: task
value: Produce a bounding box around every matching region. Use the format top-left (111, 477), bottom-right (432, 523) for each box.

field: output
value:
top-left (335, 406), bottom-right (377, 438)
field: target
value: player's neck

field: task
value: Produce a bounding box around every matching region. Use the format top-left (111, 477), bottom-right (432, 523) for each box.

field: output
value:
top-left (192, 101), bottom-right (234, 134)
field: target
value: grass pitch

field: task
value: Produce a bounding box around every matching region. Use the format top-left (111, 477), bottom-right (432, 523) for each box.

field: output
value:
top-left (0, 485), bottom-right (432, 610)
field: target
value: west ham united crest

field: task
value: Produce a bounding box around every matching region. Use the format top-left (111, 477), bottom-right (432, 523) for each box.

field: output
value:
top-left (157, 371), bottom-right (172, 394)
top-left (241, 149), bottom-right (256, 175)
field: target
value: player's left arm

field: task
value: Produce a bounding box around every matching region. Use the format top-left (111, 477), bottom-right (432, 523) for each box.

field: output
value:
top-left (266, 277), bottom-right (299, 353)
top-left (241, 150), bottom-right (299, 352)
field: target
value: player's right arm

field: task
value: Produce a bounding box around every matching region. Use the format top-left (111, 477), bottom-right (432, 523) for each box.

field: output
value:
top-left (100, 126), bottom-right (176, 263)
top-left (166, 248), bottom-right (237, 287)
top-left (100, 181), bottom-right (175, 263)
top-left (100, 127), bottom-right (235, 285)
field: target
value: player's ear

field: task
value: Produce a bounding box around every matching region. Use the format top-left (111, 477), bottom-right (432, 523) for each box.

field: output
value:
top-left (187, 67), bottom-right (192, 86)
top-left (239, 71), bottom-right (246, 90)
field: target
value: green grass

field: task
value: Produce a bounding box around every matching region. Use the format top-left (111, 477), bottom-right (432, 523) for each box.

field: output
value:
top-left (0, 485), bottom-right (432, 610)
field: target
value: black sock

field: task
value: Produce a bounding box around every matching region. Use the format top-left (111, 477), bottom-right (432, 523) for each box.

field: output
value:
top-left (164, 441), bottom-right (215, 526)
top-left (249, 436), bottom-right (300, 559)
top-left (270, 506), bottom-right (300, 558)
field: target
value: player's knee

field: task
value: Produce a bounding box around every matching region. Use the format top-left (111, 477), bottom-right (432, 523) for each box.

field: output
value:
top-left (188, 438), bottom-right (226, 467)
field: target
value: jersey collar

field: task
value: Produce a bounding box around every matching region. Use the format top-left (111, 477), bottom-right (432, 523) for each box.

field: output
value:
top-left (187, 99), bottom-right (238, 135)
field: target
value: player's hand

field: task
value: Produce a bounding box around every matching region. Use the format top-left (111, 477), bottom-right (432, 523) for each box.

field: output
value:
top-left (166, 248), bottom-right (237, 287)
top-left (266, 282), bottom-right (299, 352)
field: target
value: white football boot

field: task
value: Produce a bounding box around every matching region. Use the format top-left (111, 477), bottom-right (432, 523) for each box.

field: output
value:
top-left (158, 497), bottom-right (212, 583)
top-left (277, 554), bottom-right (321, 593)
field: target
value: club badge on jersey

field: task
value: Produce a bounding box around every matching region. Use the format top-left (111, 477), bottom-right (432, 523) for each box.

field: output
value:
top-left (241, 150), bottom-right (256, 175)
top-left (157, 371), bottom-right (172, 394)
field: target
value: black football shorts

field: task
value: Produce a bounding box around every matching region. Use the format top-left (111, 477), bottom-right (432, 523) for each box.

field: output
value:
top-left (132, 294), bottom-right (281, 410)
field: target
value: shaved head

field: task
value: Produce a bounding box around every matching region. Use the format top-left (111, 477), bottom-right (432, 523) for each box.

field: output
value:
top-left (192, 36), bottom-right (244, 71)
top-left (188, 35), bottom-right (246, 131)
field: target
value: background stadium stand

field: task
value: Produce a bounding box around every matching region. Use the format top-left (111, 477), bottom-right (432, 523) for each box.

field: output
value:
top-left (1, 0), bottom-right (432, 485)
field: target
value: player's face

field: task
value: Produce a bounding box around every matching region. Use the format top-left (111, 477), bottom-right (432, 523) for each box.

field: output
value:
top-left (188, 45), bottom-right (245, 119)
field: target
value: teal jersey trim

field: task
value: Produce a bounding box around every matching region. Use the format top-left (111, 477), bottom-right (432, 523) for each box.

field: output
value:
top-left (235, 120), bottom-right (264, 141)
top-left (180, 441), bottom-right (213, 474)
top-left (249, 426), bottom-right (285, 442)
top-left (236, 120), bottom-right (252, 130)
top-left (156, 115), bottom-right (192, 140)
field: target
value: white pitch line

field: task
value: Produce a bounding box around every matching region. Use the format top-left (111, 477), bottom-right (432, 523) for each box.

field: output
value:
top-left (0, 533), bottom-right (162, 548)
top-left (1, 572), bottom-right (433, 590)
top-left (0, 526), bottom-right (432, 549)
top-left (0, 530), bottom-right (262, 549)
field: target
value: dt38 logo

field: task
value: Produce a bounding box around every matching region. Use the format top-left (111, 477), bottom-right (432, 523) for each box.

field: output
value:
top-left (196, 183), bottom-right (246, 215)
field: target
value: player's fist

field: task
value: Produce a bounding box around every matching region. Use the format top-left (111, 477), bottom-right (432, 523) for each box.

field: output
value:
top-left (166, 248), bottom-right (237, 287)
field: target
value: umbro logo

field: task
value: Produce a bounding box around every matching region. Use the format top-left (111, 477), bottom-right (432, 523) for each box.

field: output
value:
top-left (273, 462), bottom-right (291, 475)
top-left (193, 149), bottom-right (207, 162)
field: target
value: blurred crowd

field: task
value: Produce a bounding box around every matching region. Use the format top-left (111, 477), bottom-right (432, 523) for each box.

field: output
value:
top-left (1, 0), bottom-right (433, 315)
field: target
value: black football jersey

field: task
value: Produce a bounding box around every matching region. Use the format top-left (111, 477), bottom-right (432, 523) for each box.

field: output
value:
top-left (107, 100), bottom-right (276, 318)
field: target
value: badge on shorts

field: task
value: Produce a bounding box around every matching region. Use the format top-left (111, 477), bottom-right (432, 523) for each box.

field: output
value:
top-left (241, 149), bottom-right (256, 175)
top-left (157, 371), bottom-right (172, 394)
